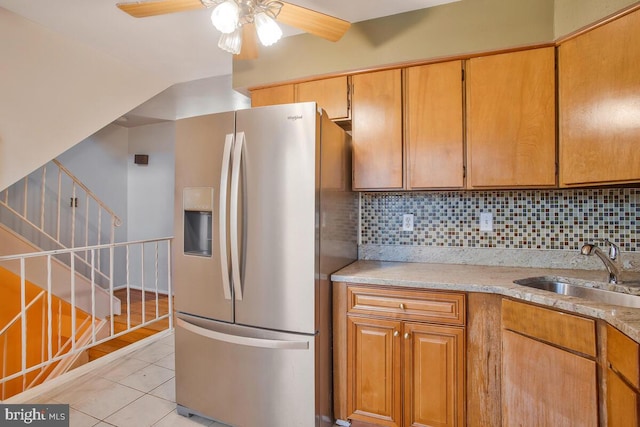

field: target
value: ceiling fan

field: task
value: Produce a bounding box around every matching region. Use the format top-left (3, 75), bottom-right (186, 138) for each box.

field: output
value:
top-left (116, 0), bottom-right (351, 60)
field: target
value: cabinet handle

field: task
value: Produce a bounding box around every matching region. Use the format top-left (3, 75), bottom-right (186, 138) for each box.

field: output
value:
top-left (404, 333), bottom-right (411, 340)
top-left (393, 331), bottom-right (400, 337)
top-left (399, 303), bottom-right (406, 310)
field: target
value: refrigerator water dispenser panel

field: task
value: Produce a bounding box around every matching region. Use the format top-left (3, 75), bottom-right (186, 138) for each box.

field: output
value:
top-left (183, 187), bottom-right (213, 257)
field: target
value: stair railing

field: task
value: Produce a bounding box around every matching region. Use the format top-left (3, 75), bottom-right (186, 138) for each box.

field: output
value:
top-left (0, 237), bottom-right (173, 400)
top-left (0, 159), bottom-right (122, 287)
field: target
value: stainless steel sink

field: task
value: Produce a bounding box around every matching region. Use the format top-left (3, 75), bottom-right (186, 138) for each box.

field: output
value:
top-left (514, 276), bottom-right (640, 309)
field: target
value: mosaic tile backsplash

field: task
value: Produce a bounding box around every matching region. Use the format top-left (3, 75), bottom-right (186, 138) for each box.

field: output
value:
top-left (361, 188), bottom-right (640, 252)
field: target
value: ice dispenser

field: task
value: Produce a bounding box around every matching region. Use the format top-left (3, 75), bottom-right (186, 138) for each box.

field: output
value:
top-left (183, 187), bottom-right (213, 257)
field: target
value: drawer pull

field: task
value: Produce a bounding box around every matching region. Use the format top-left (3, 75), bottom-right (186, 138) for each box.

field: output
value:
top-left (393, 331), bottom-right (400, 337)
top-left (399, 303), bottom-right (406, 310)
top-left (404, 333), bottom-right (411, 340)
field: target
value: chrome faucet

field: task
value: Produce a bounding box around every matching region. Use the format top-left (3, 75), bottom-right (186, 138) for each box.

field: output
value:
top-left (580, 238), bottom-right (621, 284)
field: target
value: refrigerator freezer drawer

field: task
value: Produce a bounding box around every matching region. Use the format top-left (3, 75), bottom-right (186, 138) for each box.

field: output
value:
top-left (175, 315), bottom-right (318, 427)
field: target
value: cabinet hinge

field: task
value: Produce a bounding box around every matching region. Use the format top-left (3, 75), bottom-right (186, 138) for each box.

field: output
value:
top-left (461, 68), bottom-right (465, 81)
top-left (463, 165), bottom-right (467, 179)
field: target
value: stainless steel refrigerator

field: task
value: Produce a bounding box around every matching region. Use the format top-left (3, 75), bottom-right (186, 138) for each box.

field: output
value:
top-left (172, 102), bottom-right (357, 427)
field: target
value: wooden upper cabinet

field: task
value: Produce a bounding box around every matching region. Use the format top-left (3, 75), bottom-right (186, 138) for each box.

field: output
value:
top-left (250, 77), bottom-right (350, 120)
top-left (296, 76), bottom-right (350, 121)
top-left (466, 47), bottom-right (556, 188)
top-left (352, 69), bottom-right (403, 190)
top-left (558, 9), bottom-right (640, 186)
top-left (406, 61), bottom-right (464, 189)
top-left (250, 84), bottom-right (294, 107)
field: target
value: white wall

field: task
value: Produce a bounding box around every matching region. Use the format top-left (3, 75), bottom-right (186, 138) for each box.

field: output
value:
top-left (127, 123), bottom-right (176, 241)
top-left (0, 8), bottom-right (170, 191)
top-left (126, 122), bottom-right (176, 293)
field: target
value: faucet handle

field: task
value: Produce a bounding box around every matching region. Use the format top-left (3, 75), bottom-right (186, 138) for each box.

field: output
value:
top-left (609, 242), bottom-right (619, 261)
top-left (596, 238), bottom-right (619, 260)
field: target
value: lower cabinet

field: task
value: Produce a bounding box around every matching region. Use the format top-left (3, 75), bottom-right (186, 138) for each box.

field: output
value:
top-left (606, 324), bottom-right (640, 427)
top-left (403, 323), bottom-right (465, 427)
top-left (501, 299), bottom-right (598, 427)
top-left (339, 284), bottom-right (465, 427)
top-left (347, 316), bottom-right (401, 426)
top-left (607, 367), bottom-right (640, 427)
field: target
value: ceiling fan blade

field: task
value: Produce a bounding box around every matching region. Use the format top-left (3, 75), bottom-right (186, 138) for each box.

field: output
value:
top-left (236, 24), bottom-right (259, 60)
top-left (117, 0), bottom-right (206, 18)
top-left (277, 2), bottom-right (351, 42)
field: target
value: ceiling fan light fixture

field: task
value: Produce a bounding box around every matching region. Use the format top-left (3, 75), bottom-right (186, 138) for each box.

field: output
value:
top-left (218, 26), bottom-right (243, 54)
top-left (254, 11), bottom-right (282, 46)
top-left (211, 0), bottom-right (240, 34)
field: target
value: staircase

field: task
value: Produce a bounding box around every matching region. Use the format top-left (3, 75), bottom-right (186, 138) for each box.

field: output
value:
top-left (0, 159), bottom-right (173, 399)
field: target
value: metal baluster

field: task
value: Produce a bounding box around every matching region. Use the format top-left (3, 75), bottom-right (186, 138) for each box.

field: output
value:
top-left (97, 210), bottom-right (102, 273)
top-left (56, 169), bottom-right (62, 242)
top-left (109, 245), bottom-right (114, 337)
top-left (70, 253), bottom-right (76, 352)
top-left (85, 195), bottom-right (89, 262)
top-left (141, 244), bottom-right (145, 324)
top-left (57, 301), bottom-right (62, 352)
top-left (126, 245), bottom-right (131, 330)
top-left (91, 249), bottom-right (96, 344)
top-left (167, 240), bottom-right (173, 330)
top-left (40, 165), bottom-right (47, 230)
top-left (47, 255), bottom-right (52, 361)
top-left (20, 258), bottom-right (26, 392)
top-left (71, 184), bottom-right (76, 248)
top-left (155, 242), bottom-right (159, 319)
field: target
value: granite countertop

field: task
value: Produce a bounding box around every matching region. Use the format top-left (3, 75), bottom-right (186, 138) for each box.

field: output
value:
top-left (332, 260), bottom-right (640, 343)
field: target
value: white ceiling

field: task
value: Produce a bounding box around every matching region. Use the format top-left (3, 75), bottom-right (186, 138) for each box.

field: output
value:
top-left (1, 0), bottom-right (459, 125)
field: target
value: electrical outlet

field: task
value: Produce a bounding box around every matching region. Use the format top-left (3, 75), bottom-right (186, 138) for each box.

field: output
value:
top-left (480, 212), bottom-right (493, 232)
top-left (402, 214), bottom-right (414, 231)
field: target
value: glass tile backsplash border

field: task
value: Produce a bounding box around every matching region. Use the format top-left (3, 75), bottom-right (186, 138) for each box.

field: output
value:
top-left (360, 188), bottom-right (639, 252)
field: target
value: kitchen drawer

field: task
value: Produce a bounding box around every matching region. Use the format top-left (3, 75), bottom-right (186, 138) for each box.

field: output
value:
top-left (347, 286), bottom-right (465, 325)
top-left (502, 299), bottom-right (596, 357)
top-left (607, 324), bottom-right (640, 389)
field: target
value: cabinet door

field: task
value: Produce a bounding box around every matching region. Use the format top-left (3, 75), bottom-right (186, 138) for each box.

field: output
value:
top-left (607, 367), bottom-right (640, 427)
top-left (352, 69), bottom-right (403, 190)
top-left (502, 330), bottom-right (598, 427)
top-left (406, 61), bottom-right (464, 189)
top-left (296, 76), bottom-right (350, 120)
top-left (559, 9), bottom-right (640, 186)
top-left (347, 316), bottom-right (402, 427)
top-left (403, 322), bottom-right (465, 427)
top-left (250, 84), bottom-right (295, 107)
top-left (466, 47), bottom-right (556, 188)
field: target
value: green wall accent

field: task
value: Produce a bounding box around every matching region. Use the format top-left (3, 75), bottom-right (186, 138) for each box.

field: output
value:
top-left (232, 0), bottom-right (554, 90)
top-left (232, 0), bottom-right (638, 92)
top-left (554, 0), bottom-right (638, 37)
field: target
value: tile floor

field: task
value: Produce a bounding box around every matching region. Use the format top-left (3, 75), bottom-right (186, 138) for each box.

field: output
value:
top-left (27, 332), bottom-right (228, 427)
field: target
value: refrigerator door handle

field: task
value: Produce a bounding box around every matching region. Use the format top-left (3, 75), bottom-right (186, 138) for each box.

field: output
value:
top-left (230, 131), bottom-right (244, 301)
top-left (218, 133), bottom-right (234, 301)
top-left (176, 318), bottom-right (309, 350)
